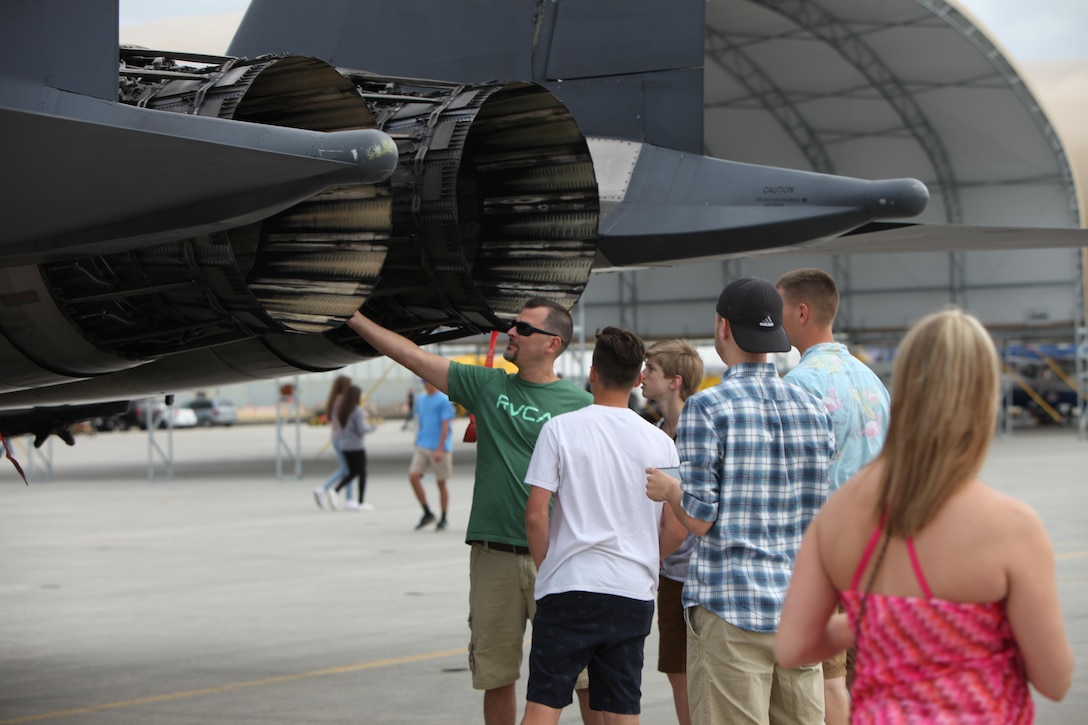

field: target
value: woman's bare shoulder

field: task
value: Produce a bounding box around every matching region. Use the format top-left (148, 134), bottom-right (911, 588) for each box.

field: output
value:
top-left (989, 486), bottom-right (1051, 551)
top-left (962, 481), bottom-right (1045, 532)
top-left (929, 481), bottom-right (1051, 568)
top-left (824, 463), bottom-right (881, 519)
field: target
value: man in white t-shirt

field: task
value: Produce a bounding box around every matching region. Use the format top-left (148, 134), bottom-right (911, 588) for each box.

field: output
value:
top-left (521, 327), bottom-right (679, 725)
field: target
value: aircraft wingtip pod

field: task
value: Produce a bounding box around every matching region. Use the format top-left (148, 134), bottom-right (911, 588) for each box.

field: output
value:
top-left (589, 142), bottom-right (933, 269)
top-left (315, 128), bottom-right (399, 185)
top-left (864, 178), bottom-right (929, 220)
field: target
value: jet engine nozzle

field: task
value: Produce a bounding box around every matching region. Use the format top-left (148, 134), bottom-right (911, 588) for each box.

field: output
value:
top-left (333, 73), bottom-right (600, 348)
top-left (2, 52), bottom-right (597, 396)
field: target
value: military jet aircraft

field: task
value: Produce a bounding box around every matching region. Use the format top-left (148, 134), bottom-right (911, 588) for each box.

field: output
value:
top-left (0, 0), bottom-right (1082, 445)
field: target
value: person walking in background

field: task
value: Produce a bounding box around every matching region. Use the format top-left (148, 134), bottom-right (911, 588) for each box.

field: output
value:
top-left (776, 268), bottom-right (890, 725)
top-left (520, 327), bottom-right (677, 725)
top-left (775, 308), bottom-right (1073, 720)
top-left (640, 339), bottom-right (703, 725)
top-left (411, 378), bottom-right (455, 530)
top-left (646, 277), bottom-right (834, 725)
top-left (331, 385), bottom-right (378, 511)
top-left (346, 301), bottom-right (600, 725)
top-left (313, 375), bottom-right (351, 510)
top-left (402, 387), bottom-right (416, 431)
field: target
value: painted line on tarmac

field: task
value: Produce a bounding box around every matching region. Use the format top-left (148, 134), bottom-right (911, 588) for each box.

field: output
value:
top-left (9, 552), bottom-right (1087, 724)
top-left (0, 646), bottom-right (467, 724)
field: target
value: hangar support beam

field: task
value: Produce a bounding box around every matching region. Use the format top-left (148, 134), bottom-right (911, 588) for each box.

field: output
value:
top-left (755, 0), bottom-right (963, 222)
top-left (917, 0), bottom-right (1081, 222)
top-left (705, 30), bottom-right (836, 175)
top-left (1077, 249), bottom-right (1087, 441)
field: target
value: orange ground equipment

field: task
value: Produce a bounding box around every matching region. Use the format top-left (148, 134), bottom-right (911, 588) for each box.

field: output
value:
top-left (463, 330), bottom-right (499, 443)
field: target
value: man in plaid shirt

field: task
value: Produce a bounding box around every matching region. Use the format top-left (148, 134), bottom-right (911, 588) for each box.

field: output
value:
top-left (647, 276), bottom-right (834, 725)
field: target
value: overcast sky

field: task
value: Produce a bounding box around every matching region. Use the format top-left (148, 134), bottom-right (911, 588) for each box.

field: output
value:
top-left (118, 0), bottom-right (1087, 61)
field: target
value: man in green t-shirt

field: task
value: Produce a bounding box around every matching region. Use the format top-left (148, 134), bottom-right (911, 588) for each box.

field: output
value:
top-left (346, 299), bottom-right (595, 725)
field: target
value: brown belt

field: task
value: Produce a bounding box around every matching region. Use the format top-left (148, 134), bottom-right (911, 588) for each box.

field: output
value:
top-left (468, 540), bottom-right (531, 555)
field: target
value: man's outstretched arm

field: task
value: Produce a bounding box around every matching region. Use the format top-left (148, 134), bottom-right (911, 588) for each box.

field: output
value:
top-left (346, 311), bottom-right (452, 393)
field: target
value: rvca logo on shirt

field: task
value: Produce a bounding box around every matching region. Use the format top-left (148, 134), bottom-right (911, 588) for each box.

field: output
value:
top-left (495, 393), bottom-right (552, 423)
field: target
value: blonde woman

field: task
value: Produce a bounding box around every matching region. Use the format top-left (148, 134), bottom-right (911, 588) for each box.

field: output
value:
top-left (776, 309), bottom-right (1072, 722)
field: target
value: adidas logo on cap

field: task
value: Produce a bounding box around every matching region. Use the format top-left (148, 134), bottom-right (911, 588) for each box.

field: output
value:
top-left (715, 276), bottom-right (792, 353)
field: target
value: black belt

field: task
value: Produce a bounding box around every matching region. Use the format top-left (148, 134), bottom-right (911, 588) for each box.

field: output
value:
top-left (469, 540), bottom-right (531, 555)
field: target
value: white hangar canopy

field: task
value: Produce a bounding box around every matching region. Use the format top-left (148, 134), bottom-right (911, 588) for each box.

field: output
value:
top-left (581, 0), bottom-right (1085, 346)
top-left (703, 0), bottom-right (1079, 230)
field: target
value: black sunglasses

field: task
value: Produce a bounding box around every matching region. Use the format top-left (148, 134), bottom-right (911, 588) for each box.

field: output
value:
top-left (510, 320), bottom-right (563, 342)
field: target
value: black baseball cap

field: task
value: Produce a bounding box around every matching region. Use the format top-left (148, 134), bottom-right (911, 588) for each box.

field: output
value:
top-left (716, 277), bottom-right (791, 353)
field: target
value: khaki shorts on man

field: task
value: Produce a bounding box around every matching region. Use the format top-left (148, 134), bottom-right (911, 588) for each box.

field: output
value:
top-left (410, 445), bottom-right (452, 480)
top-left (686, 606), bottom-right (823, 725)
top-left (467, 543), bottom-right (588, 691)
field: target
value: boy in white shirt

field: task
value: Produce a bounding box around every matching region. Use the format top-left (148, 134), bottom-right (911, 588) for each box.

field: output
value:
top-left (522, 327), bottom-right (679, 725)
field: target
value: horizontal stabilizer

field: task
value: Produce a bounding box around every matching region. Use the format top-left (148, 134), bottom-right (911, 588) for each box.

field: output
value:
top-left (589, 140), bottom-right (929, 270)
top-left (0, 98), bottom-right (396, 264)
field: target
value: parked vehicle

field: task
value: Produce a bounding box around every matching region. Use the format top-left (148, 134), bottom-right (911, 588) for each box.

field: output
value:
top-left (92, 399), bottom-right (209, 431)
top-left (91, 401), bottom-right (141, 432)
top-left (186, 398), bottom-right (238, 427)
top-left (91, 411), bottom-right (129, 432)
top-left (128, 400), bottom-right (198, 430)
top-left (167, 406), bottom-right (199, 428)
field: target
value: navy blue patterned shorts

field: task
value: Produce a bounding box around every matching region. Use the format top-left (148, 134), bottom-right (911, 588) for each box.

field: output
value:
top-left (526, 591), bottom-right (654, 714)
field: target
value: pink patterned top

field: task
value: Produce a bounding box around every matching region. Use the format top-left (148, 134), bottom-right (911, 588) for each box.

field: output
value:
top-left (840, 522), bottom-right (1033, 724)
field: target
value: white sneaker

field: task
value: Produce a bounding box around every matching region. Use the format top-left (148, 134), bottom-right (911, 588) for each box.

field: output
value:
top-left (345, 500), bottom-right (361, 511)
top-left (327, 491), bottom-right (339, 510)
top-left (312, 487), bottom-right (326, 510)
top-left (359, 502), bottom-right (376, 511)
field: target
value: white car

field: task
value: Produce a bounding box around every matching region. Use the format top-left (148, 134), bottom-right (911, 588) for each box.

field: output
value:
top-left (132, 401), bottom-right (198, 429)
top-left (165, 406), bottom-right (199, 428)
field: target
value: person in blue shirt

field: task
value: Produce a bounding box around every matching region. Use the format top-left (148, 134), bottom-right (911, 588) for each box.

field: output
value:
top-left (777, 268), bottom-right (890, 725)
top-left (410, 379), bottom-right (456, 530)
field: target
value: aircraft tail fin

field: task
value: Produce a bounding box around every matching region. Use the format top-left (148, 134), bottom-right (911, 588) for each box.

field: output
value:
top-left (1, 0), bottom-right (118, 100)
top-left (229, 0), bottom-right (706, 152)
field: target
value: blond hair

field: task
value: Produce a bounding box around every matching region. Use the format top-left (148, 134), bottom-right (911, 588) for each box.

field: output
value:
top-left (878, 309), bottom-right (1000, 537)
top-left (646, 339), bottom-right (704, 401)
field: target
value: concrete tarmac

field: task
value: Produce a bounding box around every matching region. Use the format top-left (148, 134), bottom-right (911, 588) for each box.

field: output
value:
top-left (0, 421), bottom-right (1084, 724)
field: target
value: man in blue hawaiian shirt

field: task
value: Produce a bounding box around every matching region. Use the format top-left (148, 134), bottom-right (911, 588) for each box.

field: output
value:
top-left (777, 267), bottom-right (891, 725)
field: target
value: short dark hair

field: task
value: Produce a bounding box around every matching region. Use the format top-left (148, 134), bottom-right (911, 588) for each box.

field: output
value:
top-left (776, 268), bottom-right (839, 326)
top-left (523, 297), bottom-right (575, 354)
top-left (592, 326), bottom-right (646, 389)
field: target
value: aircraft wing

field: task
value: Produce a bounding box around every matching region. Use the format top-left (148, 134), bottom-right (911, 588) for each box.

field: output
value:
top-left (784, 222), bottom-right (1088, 256)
